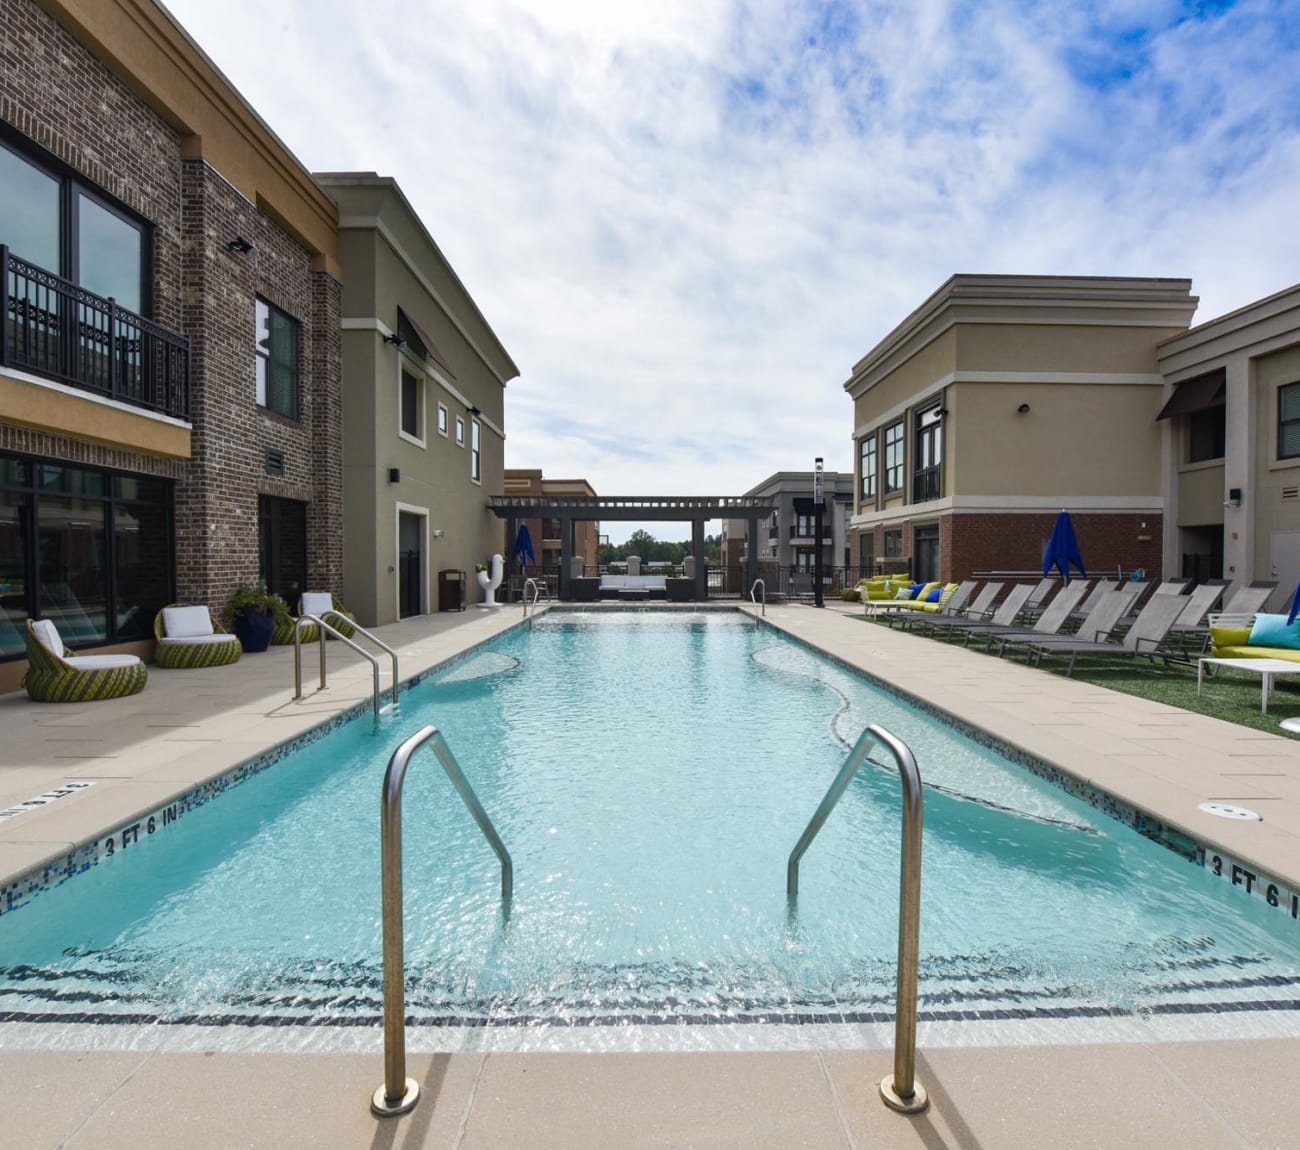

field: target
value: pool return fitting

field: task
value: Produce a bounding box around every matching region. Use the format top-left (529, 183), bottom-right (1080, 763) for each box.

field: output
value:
top-left (372, 725), bottom-right (513, 1118)
top-left (787, 724), bottom-right (929, 1115)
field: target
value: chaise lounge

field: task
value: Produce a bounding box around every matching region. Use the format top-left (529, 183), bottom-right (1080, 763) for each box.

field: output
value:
top-left (23, 618), bottom-right (148, 702)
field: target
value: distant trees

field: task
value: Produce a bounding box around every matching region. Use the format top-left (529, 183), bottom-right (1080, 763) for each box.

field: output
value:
top-left (597, 531), bottom-right (721, 566)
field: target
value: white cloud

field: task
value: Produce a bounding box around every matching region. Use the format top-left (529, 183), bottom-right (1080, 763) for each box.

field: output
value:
top-left (167, 0), bottom-right (1300, 541)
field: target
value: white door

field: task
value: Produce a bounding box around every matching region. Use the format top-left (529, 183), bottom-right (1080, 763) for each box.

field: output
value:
top-left (1268, 531), bottom-right (1300, 612)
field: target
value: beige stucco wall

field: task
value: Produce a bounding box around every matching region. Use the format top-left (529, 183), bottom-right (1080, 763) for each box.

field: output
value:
top-left (1252, 345), bottom-right (1300, 574)
top-left (956, 323), bottom-right (1175, 374)
top-left (852, 329), bottom-right (954, 434)
top-left (952, 381), bottom-right (1162, 496)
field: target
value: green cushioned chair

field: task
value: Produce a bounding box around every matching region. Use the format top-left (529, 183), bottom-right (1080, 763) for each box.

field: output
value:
top-left (153, 604), bottom-right (242, 668)
top-left (23, 618), bottom-right (147, 703)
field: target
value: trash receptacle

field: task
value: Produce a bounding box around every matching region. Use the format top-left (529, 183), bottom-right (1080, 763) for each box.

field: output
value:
top-left (438, 569), bottom-right (466, 612)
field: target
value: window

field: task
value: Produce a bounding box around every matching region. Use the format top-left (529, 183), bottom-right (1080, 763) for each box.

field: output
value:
top-left (858, 530), bottom-right (875, 572)
top-left (913, 404), bottom-right (943, 502)
top-left (400, 368), bottom-right (423, 442)
top-left (859, 434), bottom-right (877, 502)
top-left (883, 421), bottom-right (904, 494)
top-left (0, 135), bottom-right (148, 313)
top-left (437, 402), bottom-right (448, 437)
top-left (1280, 383), bottom-right (1300, 460)
top-left (455, 416), bottom-right (465, 446)
top-left (1187, 405), bottom-right (1225, 463)
top-left (258, 496), bottom-right (307, 608)
top-left (884, 528), bottom-right (903, 558)
top-left (470, 418), bottom-right (482, 483)
top-left (255, 298), bottom-right (299, 419)
top-left (0, 453), bottom-right (173, 659)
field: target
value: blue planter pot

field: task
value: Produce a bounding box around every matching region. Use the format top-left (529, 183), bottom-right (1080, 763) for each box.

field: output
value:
top-left (232, 607), bottom-right (275, 653)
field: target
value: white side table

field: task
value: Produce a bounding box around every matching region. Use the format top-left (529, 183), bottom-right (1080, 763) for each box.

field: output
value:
top-left (1197, 657), bottom-right (1300, 714)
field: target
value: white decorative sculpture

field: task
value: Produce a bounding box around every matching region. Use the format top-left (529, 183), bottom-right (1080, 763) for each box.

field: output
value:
top-left (473, 550), bottom-right (501, 605)
top-left (476, 553), bottom-right (504, 608)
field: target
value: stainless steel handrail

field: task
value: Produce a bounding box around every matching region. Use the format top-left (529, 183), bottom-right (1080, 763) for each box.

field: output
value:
top-left (293, 613), bottom-right (399, 723)
top-left (750, 578), bottom-right (766, 616)
top-left (371, 725), bottom-right (513, 1118)
top-left (522, 577), bottom-right (540, 617)
top-left (786, 725), bottom-right (928, 1115)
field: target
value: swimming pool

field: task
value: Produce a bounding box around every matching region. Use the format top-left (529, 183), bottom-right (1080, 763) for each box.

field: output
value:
top-left (2, 610), bottom-right (1299, 1047)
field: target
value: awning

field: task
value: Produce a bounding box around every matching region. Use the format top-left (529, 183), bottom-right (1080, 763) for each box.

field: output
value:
top-left (397, 307), bottom-right (456, 379)
top-left (1156, 370), bottom-right (1225, 420)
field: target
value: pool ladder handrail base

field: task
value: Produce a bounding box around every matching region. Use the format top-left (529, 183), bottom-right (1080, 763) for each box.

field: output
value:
top-left (522, 577), bottom-right (542, 618)
top-left (787, 724), bottom-right (928, 1115)
top-left (293, 612), bottom-right (400, 724)
top-left (750, 578), bottom-right (766, 616)
top-left (372, 724), bottom-right (513, 1119)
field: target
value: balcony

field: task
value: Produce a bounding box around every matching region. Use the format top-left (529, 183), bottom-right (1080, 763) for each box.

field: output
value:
top-left (912, 466), bottom-right (941, 504)
top-left (3, 246), bottom-right (190, 421)
top-left (789, 524), bottom-right (834, 543)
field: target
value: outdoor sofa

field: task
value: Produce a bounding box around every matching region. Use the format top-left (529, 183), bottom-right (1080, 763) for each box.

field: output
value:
top-left (1209, 612), bottom-right (1300, 665)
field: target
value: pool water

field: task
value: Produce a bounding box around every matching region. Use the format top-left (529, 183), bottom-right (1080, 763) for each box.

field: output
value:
top-left (2, 611), bottom-right (1299, 1033)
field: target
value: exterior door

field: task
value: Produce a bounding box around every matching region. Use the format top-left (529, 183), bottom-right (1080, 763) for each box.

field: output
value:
top-left (398, 511), bottom-right (423, 618)
top-left (913, 525), bottom-right (940, 584)
top-left (1269, 531), bottom-right (1300, 612)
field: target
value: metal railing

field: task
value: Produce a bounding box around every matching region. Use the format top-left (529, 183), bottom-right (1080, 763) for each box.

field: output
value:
top-left (371, 725), bottom-right (512, 1117)
top-left (786, 725), bottom-right (928, 1115)
top-left (522, 577), bottom-right (541, 617)
top-left (750, 578), bottom-right (766, 616)
top-left (2, 246), bottom-right (190, 420)
top-left (293, 613), bottom-right (399, 723)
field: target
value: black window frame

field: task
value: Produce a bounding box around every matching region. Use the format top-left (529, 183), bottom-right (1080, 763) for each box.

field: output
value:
top-left (400, 367), bottom-right (423, 442)
top-left (257, 495), bottom-right (308, 607)
top-left (883, 528), bottom-right (903, 558)
top-left (912, 403), bottom-right (943, 503)
top-left (0, 127), bottom-right (153, 317)
top-left (255, 296), bottom-right (300, 421)
top-left (859, 433), bottom-right (877, 503)
top-left (0, 450), bottom-right (174, 660)
top-left (470, 417), bottom-right (482, 483)
top-left (1279, 382), bottom-right (1300, 461)
top-left (883, 421), bottom-right (904, 494)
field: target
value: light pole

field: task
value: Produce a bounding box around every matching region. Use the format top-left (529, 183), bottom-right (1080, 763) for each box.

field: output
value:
top-left (813, 456), bottom-right (825, 608)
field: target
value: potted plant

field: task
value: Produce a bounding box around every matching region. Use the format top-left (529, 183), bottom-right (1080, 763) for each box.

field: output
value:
top-left (223, 582), bottom-right (279, 653)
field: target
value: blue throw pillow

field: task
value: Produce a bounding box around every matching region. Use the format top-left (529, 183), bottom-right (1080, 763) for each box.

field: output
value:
top-left (925, 586), bottom-right (942, 602)
top-left (1247, 613), bottom-right (1300, 650)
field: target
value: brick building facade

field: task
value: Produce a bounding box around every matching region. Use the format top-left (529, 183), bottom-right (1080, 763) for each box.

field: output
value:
top-left (0, 0), bottom-right (341, 689)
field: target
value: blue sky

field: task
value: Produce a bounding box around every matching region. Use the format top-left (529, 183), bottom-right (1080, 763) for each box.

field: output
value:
top-left (168, 0), bottom-right (1300, 543)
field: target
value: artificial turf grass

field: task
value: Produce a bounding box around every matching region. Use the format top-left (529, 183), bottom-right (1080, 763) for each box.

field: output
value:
top-left (852, 614), bottom-right (1300, 736)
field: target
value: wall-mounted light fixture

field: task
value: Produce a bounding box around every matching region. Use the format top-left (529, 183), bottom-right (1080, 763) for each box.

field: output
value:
top-left (388, 467), bottom-right (401, 484)
top-left (468, 405), bottom-right (481, 416)
top-left (432, 528), bottom-right (445, 538)
top-left (935, 407), bottom-right (949, 417)
top-left (1224, 487), bottom-right (1242, 508)
top-left (1016, 403), bottom-right (1031, 414)
top-left (226, 236), bottom-right (257, 258)
top-left (382, 333), bottom-right (407, 348)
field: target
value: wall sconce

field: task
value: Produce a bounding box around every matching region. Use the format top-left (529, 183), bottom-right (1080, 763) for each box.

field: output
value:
top-left (935, 407), bottom-right (949, 417)
top-left (1016, 403), bottom-right (1031, 414)
top-left (388, 467), bottom-right (401, 484)
top-left (1225, 488), bottom-right (1242, 508)
top-left (382, 333), bottom-right (407, 348)
top-left (226, 236), bottom-right (257, 258)
top-left (432, 528), bottom-right (445, 538)
top-left (468, 405), bottom-right (481, 416)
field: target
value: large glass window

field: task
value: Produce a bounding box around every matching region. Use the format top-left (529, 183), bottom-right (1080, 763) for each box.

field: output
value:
top-left (76, 192), bottom-right (144, 314)
top-left (470, 418), bottom-right (482, 483)
top-left (884, 528), bottom-right (903, 558)
top-left (883, 421), bottom-right (904, 494)
top-left (255, 298), bottom-right (300, 419)
top-left (1280, 383), bottom-right (1300, 460)
top-left (258, 496), bottom-right (308, 608)
top-left (0, 141), bottom-right (60, 270)
top-left (858, 530), bottom-right (875, 573)
top-left (859, 434), bottom-right (876, 503)
top-left (0, 453), bottom-right (173, 660)
top-left (400, 368), bottom-right (423, 441)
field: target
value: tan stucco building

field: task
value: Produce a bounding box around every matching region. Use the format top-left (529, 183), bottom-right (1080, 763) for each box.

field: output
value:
top-left (317, 174), bottom-right (519, 623)
top-left (1157, 282), bottom-right (1300, 594)
top-left (845, 275), bottom-right (1199, 583)
top-left (502, 470), bottom-right (600, 589)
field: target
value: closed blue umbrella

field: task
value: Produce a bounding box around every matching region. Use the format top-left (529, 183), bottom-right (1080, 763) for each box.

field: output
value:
top-left (512, 523), bottom-right (535, 569)
top-left (1287, 576), bottom-right (1300, 626)
top-left (1042, 510), bottom-right (1087, 585)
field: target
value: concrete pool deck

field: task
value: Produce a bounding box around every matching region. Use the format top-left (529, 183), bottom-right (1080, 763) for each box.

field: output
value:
top-left (2, 600), bottom-right (1299, 1148)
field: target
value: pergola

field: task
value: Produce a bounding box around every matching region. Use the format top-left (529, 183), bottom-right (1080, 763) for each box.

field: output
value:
top-left (488, 494), bottom-right (776, 600)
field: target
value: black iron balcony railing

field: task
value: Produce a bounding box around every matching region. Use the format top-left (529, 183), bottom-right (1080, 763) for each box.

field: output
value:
top-left (2, 246), bottom-right (190, 421)
top-left (912, 466), bottom-right (941, 504)
top-left (789, 524), bottom-right (834, 541)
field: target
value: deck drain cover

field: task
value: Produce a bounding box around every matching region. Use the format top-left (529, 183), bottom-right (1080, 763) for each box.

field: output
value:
top-left (1198, 802), bottom-right (1263, 821)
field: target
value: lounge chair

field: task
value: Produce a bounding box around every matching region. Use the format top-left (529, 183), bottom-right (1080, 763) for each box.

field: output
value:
top-left (925, 583), bottom-right (1035, 642)
top-left (1221, 584), bottom-right (1276, 615)
top-left (153, 604), bottom-right (242, 668)
top-left (912, 583), bottom-right (1003, 634)
top-left (1021, 587), bottom-right (1139, 651)
top-left (1068, 579), bottom-right (1120, 621)
top-left (295, 591), bottom-right (358, 640)
top-left (22, 618), bottom-right (147, 702)
top-left (1024, 592), bottom-right (1186, 676)
top-left (980, 579), bottom-right (1090, 654)
top-left (1163, 582), bottom-right (1228, 650)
